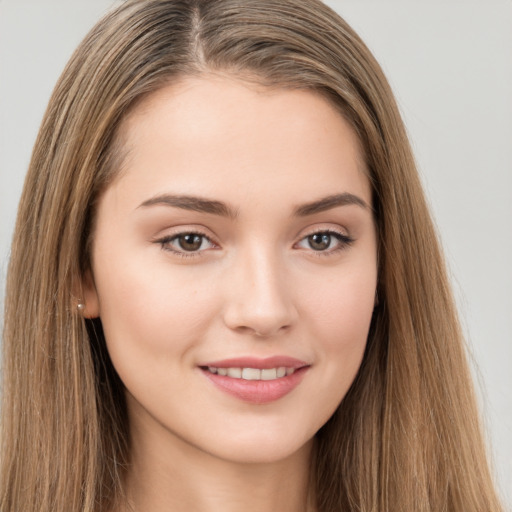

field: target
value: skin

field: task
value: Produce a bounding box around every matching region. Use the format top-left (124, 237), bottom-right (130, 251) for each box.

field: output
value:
top-left (84, 75), bottom-right (378, 512)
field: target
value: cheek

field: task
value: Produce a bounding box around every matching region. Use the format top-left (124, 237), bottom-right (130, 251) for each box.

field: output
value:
top-left (275, 264), bottom-right (377, 435)
top-left (305, 263), bottom-right (376, 340)
top-left (300, 264), bottom-right (376, 388)
top-left (92, 253), bottom-right (219, 368)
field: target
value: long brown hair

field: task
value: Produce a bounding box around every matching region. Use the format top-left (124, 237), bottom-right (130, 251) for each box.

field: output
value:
top-left (1, 1), bottom-right (503, 510)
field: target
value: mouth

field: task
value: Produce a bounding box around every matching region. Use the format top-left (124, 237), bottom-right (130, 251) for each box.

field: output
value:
top-left (203, 366), bottom-right (297, 380)
top-left (199, 357), bottom-right (310, 404)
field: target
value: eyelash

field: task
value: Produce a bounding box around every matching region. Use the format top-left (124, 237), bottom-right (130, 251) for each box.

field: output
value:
top-left (155, 228), bottom-right (354, 258)
top-left (295, 229), bottom-right (354, 256)
top-left (156, 230), bottom-right (218, 259)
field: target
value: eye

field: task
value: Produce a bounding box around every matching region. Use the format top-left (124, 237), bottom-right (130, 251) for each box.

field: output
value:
top-left (157, 232), bottom-right (216, 255)
top-left (296, 230), bottom-right (353, 253)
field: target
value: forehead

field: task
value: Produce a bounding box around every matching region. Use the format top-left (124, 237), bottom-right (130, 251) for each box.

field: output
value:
top-left (110, 74), bottom-right (370, 209)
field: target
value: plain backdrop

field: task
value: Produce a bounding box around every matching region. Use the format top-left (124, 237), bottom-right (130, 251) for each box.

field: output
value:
top-left (1, 0), bottom-right (511, 507)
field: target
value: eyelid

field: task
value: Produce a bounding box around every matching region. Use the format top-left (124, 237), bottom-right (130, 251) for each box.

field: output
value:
top-left (153, 227), bottom-right (219, 257)
top-left (151, 224), bottom-right (354, 258)
top-left (151, 224), bottom-right (218, 244)
top-left (293, 226), bottom-right (354, 254)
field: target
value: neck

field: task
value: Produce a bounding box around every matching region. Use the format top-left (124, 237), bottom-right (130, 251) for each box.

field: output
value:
top-left (118, 413), bottom-right (316, 512)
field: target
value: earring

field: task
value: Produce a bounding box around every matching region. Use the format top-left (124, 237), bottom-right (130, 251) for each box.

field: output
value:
top-left (77, 302), bottom-right (86, 313)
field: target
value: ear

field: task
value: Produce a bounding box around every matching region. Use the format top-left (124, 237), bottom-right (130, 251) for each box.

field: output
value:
top-left (80, 269), bottom-right (100, 319)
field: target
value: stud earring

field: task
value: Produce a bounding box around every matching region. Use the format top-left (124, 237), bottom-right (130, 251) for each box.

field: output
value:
top-left (77, 302), bottom-right (86, 313)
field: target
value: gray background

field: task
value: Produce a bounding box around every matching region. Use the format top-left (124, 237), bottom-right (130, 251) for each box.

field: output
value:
top-left (1, 0), bottom-right (511, 506)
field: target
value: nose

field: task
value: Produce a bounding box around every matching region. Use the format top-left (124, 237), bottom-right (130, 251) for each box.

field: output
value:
top-left (222, 246), bottom-right (298, 337)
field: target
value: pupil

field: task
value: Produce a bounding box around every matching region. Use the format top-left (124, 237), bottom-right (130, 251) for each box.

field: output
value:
top-left (179, 234), bottom-right (202, 251)
top-left (309, 233), bottom-right (330, 251)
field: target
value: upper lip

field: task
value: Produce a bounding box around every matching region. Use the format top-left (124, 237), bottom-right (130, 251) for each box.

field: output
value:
top-left (200, 356), bottom-right (309, 369)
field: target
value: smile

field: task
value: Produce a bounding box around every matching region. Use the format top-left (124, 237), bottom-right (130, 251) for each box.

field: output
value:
top-left (206, 366), bottom-right (296, 380)
top-left (200, 357), bottom-right (310, 404)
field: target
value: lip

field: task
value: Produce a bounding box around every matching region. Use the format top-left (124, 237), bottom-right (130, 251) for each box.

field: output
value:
top-left (201, 356), bottom-right (309, 369)
top-left (199, 356), bottom-right (310, 404)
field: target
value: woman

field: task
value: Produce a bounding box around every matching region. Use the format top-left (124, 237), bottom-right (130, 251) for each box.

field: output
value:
top-left (0, 0), bottom-right (503, 511)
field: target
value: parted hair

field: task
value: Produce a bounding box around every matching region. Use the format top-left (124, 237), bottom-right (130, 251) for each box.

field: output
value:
top-left (1, 1), bottom-right (503, 511)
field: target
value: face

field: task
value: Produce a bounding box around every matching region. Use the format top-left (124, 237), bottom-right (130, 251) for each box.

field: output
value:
top-left (84, 76), bottom-right (378, 465)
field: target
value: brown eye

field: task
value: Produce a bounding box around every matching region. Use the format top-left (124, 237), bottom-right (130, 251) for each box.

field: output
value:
top-left (177, 234), bottom-right (203, 251)
top-left (308, 233), bottom-right (332, 251)
top-left (158, 232), bottom-right (215, 255)
top-left (295, 230), bottom-right (354, 254)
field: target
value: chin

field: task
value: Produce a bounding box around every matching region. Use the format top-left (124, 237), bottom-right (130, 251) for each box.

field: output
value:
top-left (198, 425), bottom-right (316, 465)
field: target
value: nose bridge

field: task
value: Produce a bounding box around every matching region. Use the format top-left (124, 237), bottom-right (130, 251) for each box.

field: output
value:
top-left (223, 240), bottom-right (296, 336)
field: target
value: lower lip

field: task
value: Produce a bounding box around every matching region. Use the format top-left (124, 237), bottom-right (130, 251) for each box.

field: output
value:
top-left (201, 367), bottom-right (309, 404)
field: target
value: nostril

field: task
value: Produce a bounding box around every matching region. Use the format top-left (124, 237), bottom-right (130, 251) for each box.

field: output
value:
top-left (230, 322), bottom-right (292, 338)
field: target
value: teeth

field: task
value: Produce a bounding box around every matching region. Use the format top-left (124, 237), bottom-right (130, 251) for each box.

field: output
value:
top-left (227, 367), bottom-right (242, 378)
top-left (261, 368), bottom-right (277, 380)
top-left (206, 366), bottom-right (296, 380)
top-left (242, 368), bottom-right (260, 380)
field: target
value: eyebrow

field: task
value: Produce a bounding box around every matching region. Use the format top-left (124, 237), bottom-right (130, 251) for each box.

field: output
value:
top-left (138, 194), bottom-right (239, 218)
top-left (293, 193), bottom-right (370, 216)
top-left (138, 192), bottom-right (370, 218)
